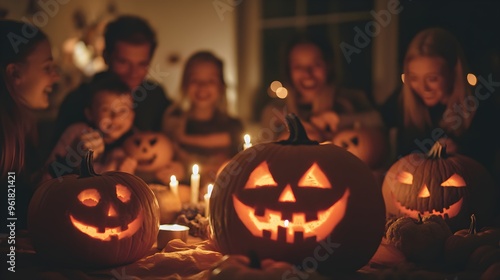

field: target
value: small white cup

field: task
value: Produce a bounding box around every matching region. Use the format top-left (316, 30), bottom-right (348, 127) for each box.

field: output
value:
top-left (157, 224), bottom-right (189, 250)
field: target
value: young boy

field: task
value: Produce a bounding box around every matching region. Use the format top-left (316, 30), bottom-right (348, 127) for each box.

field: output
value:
top-left (46, 73), bottom-right (137, 179)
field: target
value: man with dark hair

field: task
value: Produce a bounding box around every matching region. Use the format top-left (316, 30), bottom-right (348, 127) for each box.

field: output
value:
top-left (53, 15), bottom-right (171, 142)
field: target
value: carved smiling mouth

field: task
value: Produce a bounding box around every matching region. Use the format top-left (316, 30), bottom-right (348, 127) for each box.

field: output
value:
top-left (69, 212), bottom-right (143, 241)
top-left (233, 189), bottom-right (349, 243)
top-left (391, 193), bottom-right (463, 220)
top-left (137, 155), bottom-right (157, 166)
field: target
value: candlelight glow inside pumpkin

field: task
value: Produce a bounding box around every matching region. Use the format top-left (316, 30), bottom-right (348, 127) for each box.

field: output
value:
top-left (210, 114), bottom-right (386, 276)
top-left (233, 161), bottom-right (350, 243)
top-left (391, 171), bottom-right (465, 219)
top-left (28, 151), bottom-right (159, 268)
top-left (69, 184), bottom-right (143, 241)
top-left (382, 142), bottom-right (497, 231)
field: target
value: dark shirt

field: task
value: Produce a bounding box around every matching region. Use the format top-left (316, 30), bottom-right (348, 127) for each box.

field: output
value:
top-left (378, 89), bottom-right (499, 176)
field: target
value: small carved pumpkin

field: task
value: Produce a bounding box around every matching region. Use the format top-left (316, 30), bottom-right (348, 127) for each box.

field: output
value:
top-left (28, 150), bottom-right (159, 268)
top-left (210, 114), bottom-right (385, 276)
top-left (382, 142), bottom-right (497, 232)
top-left (123, 131), bottom-right (184, 183)
top-left (123, 131), bottom-right (174, 173)
top-left (332, 126), bottom-right (389, 169)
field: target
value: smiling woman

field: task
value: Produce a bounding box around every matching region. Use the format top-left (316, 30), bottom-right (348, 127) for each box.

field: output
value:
top-left (378, 27), bottom-right (499, 179)
top-left (1, 20), bottom-right (59, 232)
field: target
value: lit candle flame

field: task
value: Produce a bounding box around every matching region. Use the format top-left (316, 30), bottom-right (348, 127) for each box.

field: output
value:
top-left (207, 184), bottom-right (214, 196)
top-left (192, 164), bottom-right (199, 175)
top-left (284, 219), bottom-right (289, 228)
top-left (244, 134), bottom-right (250, 145)
top-left (170, 175), bottom-right (177, 184)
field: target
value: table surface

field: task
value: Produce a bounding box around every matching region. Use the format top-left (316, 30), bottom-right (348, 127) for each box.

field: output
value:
top-left (0, 231), bottom-right (490, 280)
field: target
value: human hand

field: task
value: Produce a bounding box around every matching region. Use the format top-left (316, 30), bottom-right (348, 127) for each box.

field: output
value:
top-left (310, 111), bottom-right (340, 134)
top-left (77, 130), bottom-right (105, 158)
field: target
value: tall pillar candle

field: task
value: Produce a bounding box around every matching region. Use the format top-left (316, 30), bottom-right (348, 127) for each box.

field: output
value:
top-left (190, 164), bottom-right (200, 204)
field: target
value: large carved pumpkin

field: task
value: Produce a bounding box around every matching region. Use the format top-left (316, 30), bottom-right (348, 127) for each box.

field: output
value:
top-left (382, 142), bottom-right (497, 232)
top-left (28, 150), bottom-right (159, 268)
top-left (332, 126), bottom-right (389, 169)
top-left (210, 114), bottom-right (385, 276)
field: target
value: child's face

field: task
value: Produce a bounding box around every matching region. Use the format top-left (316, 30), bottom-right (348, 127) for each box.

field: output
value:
top-left (289, 43), bottom-right (328, 104)
top-left (186, 62), bottom-right (222, 110)
top-left (108, 41), bottom-right (151, 90)
top-left (86, 91), bottom-right (135, 143)
top-left (407, 56), bottom-right (452, 107)
top-left (14, 40), bottom-right (59, 109)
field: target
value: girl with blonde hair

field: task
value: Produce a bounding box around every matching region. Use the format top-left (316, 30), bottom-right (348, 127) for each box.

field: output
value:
top-left (380, 27), bottom-right (498, 173)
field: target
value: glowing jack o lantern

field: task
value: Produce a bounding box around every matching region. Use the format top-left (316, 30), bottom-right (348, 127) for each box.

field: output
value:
top-left (28, 150), bottom-right (159, 268)
top-left (233, 162), bottom-right (350, 244)
top-left (210, 114), bottom-right (385, 276)
top-left (382, 142), bottom-right (497, 232)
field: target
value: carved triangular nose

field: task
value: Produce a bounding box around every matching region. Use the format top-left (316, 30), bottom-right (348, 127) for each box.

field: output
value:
top-left (108, 205), bottom-right (118, 217)
top-left (418, 184), bottom-right (430, 198)
top-left (278, 185), bottom-right (296, 202)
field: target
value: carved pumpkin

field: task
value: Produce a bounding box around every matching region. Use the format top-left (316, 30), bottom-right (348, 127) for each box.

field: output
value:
top-left (210, 114), bottom-right (385, 276)
top-left (382, 142), bottom-right (497, 232)
top-left (386, 214), bottom-right (452, 264)
top-left (123, 131), bottom-right (185, 183)
top-left (332, 126), bottom-right (389, 169)
top-left (28, 150), bottom-right (159, 268)
top-left (123, 131), bottom-right (174, 173)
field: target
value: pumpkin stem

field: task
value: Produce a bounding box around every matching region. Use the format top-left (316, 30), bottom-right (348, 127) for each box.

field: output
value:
top-left (278, 113), bottom-right (318, 145)
top-left (427, 141), bottom-right (447, 159)
top-left (468, 214), bottom-right (477, 235)
top-left (79, 150), bottom-right (100, 178)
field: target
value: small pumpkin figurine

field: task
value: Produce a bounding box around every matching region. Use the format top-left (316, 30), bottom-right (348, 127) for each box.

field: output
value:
top-left (382, 141), bottom-right (497, 232)
top-left (28, 150), bottom-right (159, 268)
top-left (123, 131), bottom-right (185, 184)
top-left (445, 214), bottom-right (500, 269)
top-left (210, 114), bottom-right (385, 276)
top-left (386, 214), bottom-right (452, 264)
top-left (332, 123), bottom-right (389, 169)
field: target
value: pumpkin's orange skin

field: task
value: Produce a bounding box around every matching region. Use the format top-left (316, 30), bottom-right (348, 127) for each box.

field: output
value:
top-left (209, 114), bottom-right (385, 276)
top-left (28, 152), bottom-right (159, 268)
top-left (382, 143), bottom-right (497, 232)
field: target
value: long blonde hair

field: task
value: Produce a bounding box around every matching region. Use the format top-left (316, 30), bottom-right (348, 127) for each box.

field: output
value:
top-left (402, 27), bottom-right (472, 136)
top-left (1, 21), bottom-right (47, 177)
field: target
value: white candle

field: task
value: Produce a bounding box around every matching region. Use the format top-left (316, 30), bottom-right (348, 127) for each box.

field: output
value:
top-left (243, 134), bottom-right (252, 150)
top-left (205, 183), bottom-right (214, 217)
top-left (169, 175), bottom-right (179, 198)
top-left (190, 164), bottom-right (200, 204)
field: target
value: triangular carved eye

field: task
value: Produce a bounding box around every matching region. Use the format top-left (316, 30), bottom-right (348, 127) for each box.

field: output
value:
top-left (441, 173), bottom-right (466, 187)
top-left (298, 163), bottom-right (331, 189)
top-left (396, 171), bottom-right (413, 185)
top-left (244, 161), bottom-right (278, 189)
